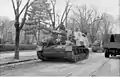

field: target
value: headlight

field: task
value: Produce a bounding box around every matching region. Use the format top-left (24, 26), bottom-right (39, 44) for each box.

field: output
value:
top-left (65, 46), bottom-right (72, 51)
top-left (36, 46), bottom-right (43, 51)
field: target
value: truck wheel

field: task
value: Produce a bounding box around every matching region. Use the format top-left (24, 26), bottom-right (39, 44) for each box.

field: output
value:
top-left (105, 51), bottom-right (109, 58)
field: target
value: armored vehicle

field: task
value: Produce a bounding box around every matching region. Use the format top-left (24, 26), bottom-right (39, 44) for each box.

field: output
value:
top-left (92, 40), bottom-right (104, 52)
top-left (103, 34), bottom-right (120, 58)
top-left (36, 30), bottom-right (89, 62)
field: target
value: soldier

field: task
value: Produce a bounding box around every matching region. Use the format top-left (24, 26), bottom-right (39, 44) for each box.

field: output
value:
top-left (74, 28), bottom-right (79, 45)
top-left (74, 28), bottom-right (84, 46)
top-left (66, 29), bottom-right (72, 40)
top-left (82, 33), bottom-right (89, 48)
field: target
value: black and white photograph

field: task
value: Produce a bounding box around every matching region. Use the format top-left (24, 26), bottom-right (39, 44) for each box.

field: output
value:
top-left (0, 0), bottom-right (120, 77)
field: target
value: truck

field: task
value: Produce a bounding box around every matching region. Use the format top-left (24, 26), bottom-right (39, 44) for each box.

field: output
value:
top-left (103, 34), bottom-right (120, 58)
top-left (36, 30), bottom-right (90, 62)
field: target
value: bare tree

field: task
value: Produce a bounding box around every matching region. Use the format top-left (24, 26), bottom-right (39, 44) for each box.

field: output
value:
top-left (72, 5), bottom-right (96, 33)
top-left (72, 5), bottom-right (104, 43)
top-left (55, 0), bottom-right (72, 30)
top-left (22, 0), bottom-right (72, 46)
top-left (11, 0), bottom-right (31, 59)
top-left (101, 13), bottom-right (112, 34)
top-left (29, 0), bottom-right (72, 33)
top-left (100, 13), bottom-right (114, 42)
top-left (35, 0), bottom-right (72, 30)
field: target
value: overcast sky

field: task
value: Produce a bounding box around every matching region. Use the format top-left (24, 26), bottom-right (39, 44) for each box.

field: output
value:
top-left (0, 0), bottom-right (119, 20)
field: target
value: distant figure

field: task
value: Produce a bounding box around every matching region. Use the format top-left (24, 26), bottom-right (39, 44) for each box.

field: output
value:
top-left (66, 29), bottom-right (72, 40)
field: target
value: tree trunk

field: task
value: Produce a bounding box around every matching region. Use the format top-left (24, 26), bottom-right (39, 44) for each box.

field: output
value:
top-left (38, 21), bottom-right (40, 42)
top-left (14, 28), bottom-right (20, 59)
top-left (52, 22), bottom-right (55, 29)
top-left (38, 30), bottom-right (40, 41)
top-left (33, 31), bottom-right (38, 44)
top-left (24, 31), bottom-right (27, 44)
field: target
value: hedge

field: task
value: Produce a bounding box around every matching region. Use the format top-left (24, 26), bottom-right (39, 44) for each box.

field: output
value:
top-left (0, 44), bottom-right (37, 51)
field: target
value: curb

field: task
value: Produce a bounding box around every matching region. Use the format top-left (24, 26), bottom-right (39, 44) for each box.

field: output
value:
top-left (0, 58), bottom-right (38, 66)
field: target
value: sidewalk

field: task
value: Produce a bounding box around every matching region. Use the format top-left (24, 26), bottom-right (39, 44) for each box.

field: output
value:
top-left (0, 50), bottom-right (38, 66)
top-left (0, 48), bottom-right (93, 66)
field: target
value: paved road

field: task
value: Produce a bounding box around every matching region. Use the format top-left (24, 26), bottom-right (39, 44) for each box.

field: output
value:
top-left (0, 52), bottom-right (120, 76)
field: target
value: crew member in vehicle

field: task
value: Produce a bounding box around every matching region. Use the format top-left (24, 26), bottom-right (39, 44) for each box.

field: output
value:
top-left (74, 28), bottom-right (84, 46)
top-left (82, 33), bottom-right (89, 47)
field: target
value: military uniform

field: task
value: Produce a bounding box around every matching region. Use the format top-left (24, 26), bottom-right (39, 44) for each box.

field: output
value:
top-left (74, 31), bottom-right (84, 46)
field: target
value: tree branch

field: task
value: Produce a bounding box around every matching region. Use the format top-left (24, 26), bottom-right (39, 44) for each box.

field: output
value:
top-left (53, 5), bottom-right (55, 25)
top-left (16, 0), bottom-right (19, 17)
top-left (19, 0), bottom-right (30, 17)
top-left (60, 4), bottom-right (68, 22)
top-left (51, 0), bottom-right (56, 23)
top-left (47, 9), bottom-right (53, 24)
top-left (39, 20), bottom-right (52, 26)
top-left (11, 0), bottom-right (16, 15)
top-left (86, 9), bottom-right (93, 22)
top-left (19, 0), bottom-right (22, 6)
top-left (20, 0), bottom-right (30, 30)
top-left (62, 6), bottom-right (72, 23)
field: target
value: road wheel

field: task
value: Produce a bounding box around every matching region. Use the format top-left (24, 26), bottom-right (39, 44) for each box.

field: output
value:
top-left (92, 49), bottom-right (97, 52)
top-left (113, 54), bottom-right (116, 56)
top-left (71, 55), bottom-right (77, 63)
top-left (37, 51), bottom-right (42, 59)
top-left (70, 52), bottom-right (77, 63)
top-left (85, 52), bottom-right (89, 59)
top-left (84, 49), bottom-right (89, 59)
top-left (37, 51), bottom-right (48, 61)
top-left (105, 50), bottom-right (109, 58)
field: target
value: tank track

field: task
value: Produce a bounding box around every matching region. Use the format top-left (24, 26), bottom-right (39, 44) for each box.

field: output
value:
top-left (37, 51), bottom-right (49, 61)
top-left (37, 46), bottom-right (89, 63)
top-left (69, 46), bottom-right (89, 63)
